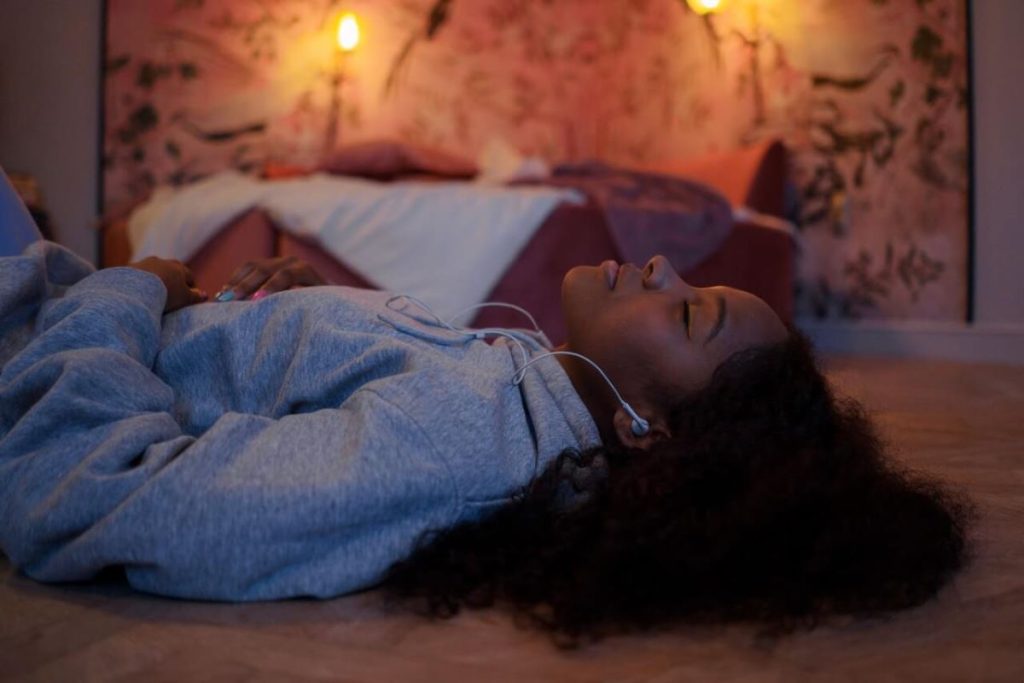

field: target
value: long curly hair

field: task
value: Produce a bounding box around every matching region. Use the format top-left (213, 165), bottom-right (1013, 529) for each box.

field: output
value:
top-left (384, 331), bottom-right (973, 644)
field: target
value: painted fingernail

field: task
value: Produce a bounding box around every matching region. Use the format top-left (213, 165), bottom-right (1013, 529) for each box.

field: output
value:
top-left (250, 290), bottom-right (268, 302)
top-left (215, 290), bottom-right (235, 302)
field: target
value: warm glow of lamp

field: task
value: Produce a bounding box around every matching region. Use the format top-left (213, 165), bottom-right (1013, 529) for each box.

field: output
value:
top-left (686, 0), bottom-right (726, 15)
top-left (337, 13), bottom-right (360, 52)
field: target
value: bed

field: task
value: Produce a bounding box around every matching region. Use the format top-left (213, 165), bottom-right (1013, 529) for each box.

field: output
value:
top-left (100, 140), bottom-right (796, 345)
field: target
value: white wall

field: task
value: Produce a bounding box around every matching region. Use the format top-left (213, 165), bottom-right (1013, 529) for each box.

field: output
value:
top-left (0, 0), bottom-right (102, 263)
top-left (971, 0), bottom-right (1024, 326)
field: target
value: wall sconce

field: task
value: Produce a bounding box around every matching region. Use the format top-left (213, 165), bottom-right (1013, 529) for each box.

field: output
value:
top-left (325, 12), bottom-right (360, 154)
top-left (686, 0), bottom-right (727, 15)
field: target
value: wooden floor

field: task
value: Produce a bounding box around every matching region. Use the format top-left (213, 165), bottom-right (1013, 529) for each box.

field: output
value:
top-left (2, 354), bottom-right (1023, 682)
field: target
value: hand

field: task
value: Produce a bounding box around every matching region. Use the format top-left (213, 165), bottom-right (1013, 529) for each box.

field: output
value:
top-left (215, 256), bottom-right (326, 302)
top-left (129, 257), bottom-right (208, 313)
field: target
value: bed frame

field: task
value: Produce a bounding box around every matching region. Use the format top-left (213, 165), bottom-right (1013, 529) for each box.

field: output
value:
top-left (100, 141), bottom-right (796, 345)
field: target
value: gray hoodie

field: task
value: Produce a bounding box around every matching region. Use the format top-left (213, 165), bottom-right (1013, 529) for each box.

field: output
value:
top-left (0, 241), bottom-right (600, 600)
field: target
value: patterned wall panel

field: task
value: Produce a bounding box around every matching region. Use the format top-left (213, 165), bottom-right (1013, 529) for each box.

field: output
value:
top-left (104, 0), bottom-right (968, 321)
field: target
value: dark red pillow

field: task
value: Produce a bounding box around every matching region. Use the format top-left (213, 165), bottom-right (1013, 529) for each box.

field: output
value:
top-left (261, 161), bottom-right (313, 180)
top-left (319, 139), bottom-right (477, 181)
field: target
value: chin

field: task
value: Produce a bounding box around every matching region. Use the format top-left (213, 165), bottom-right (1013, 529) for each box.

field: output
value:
top-left (562, 265), bottom-right (601, 301)
top-left (561, 265), bottom-right (604, 332)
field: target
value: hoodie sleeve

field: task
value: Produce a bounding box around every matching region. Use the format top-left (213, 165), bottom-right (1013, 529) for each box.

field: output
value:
top-left (0, 251), bottom-right (459, 601)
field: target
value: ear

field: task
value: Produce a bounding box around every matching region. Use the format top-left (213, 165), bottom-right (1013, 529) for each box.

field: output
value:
top-left (612, 406), bottom-right (671, 450)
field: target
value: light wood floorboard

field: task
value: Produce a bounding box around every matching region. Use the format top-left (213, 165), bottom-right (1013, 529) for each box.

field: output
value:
top-left (2, 355), bottom-right (1022, 682)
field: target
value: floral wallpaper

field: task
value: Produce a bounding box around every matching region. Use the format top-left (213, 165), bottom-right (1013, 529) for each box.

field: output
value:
top-left (104, 0), bottom-right (969, 321)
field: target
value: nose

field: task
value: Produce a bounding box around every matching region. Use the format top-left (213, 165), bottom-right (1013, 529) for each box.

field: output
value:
top-left (642, 254), bottom-right (688, 291)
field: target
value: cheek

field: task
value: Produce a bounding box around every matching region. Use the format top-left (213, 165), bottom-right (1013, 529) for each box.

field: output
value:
top-left (565, 308), bottom-right (643, 379)
top-left (631, 324), bottom-right (718, 396)
top-left (609, 319), bottom-right (694, 390)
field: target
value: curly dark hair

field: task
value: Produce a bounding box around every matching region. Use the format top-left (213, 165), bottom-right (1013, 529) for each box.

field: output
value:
top-left (384, 331), bottom-right (973, 645)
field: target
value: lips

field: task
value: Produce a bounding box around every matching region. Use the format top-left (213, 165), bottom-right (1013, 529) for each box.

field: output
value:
top-left (601, 260), bottom-right (619, 289)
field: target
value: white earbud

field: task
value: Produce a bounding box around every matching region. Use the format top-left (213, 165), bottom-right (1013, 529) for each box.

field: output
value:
top-left (629, 412), bottom-right (651, 437)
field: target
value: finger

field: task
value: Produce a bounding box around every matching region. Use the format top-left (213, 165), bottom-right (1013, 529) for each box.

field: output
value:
top-left (252, 270), bottom-right (294, 299)
top-left (168, 287), bottom-right (207, 313)
top-left (295, 264), bottom-right (327, 287)
top-left (183, 267), bottom-right (196, 288)
top-left (219, 266), bottom-right (270, 301)
top-left (214, 264), bottom-right (251, 301)
top-left (233, 268), bottom-right (273, 300)
top-left (224, 262), bottom-right (258, 289)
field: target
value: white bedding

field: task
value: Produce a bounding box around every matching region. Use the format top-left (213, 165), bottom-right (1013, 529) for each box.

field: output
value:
top-left (130, 172), bottom-right (582, 320)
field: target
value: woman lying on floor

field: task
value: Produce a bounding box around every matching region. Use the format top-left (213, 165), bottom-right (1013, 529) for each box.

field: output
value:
top-left (0, 242), bottom-right (971, 644)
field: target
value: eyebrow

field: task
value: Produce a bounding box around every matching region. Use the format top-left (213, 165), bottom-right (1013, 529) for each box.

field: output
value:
top-left (705, 295), bottom-right (726, 346)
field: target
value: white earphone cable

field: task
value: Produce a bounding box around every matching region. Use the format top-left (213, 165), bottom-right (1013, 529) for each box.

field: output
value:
top-left (445, 301), bottom-right (542, 333)
top-left (384, 294), bottom-right (650, 436)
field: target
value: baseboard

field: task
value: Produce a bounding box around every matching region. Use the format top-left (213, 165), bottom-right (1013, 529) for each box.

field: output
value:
top-left (796, 318), bottom-right (1024, 366)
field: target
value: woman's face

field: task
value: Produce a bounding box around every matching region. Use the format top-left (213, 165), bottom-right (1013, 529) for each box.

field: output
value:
top-left (560, 255), bottom-right (788, 435)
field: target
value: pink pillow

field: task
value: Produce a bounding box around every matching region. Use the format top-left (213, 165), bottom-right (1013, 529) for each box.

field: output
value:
top-left (319, 139), bottom-right (478, 180)
top-left (643, 139), bottom-right (787, 217)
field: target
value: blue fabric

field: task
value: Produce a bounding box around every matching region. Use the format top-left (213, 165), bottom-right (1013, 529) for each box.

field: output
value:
top-left (0, 241), bottom-right (600, 600)
top-left (0, 166), bottom-right (43, 257)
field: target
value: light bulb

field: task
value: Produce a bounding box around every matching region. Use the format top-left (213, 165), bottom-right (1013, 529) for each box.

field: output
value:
top-left (337, 13), bottom-right (360, 52)
top-left (686, 0), bottom-right (726, 15)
